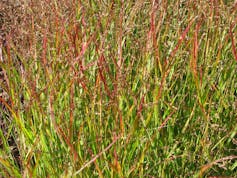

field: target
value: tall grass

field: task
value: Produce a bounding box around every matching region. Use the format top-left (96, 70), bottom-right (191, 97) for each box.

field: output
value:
top-left (0, 0), bottom-right (236, 177)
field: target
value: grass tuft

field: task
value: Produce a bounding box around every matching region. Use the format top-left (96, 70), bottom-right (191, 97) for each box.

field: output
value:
top-left (0, 0), bottom-right (236, 177)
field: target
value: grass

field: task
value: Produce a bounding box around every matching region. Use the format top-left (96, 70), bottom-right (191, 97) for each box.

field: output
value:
top-left (0, 0), bottom-right (237, 177)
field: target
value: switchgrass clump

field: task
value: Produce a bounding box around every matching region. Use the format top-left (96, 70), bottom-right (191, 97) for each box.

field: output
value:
top-left (0, 0), bottom-right (236, 177)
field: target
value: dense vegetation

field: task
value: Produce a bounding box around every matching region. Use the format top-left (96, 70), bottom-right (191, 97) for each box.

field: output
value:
top-left (0, 0), bottom-right (236, 177)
